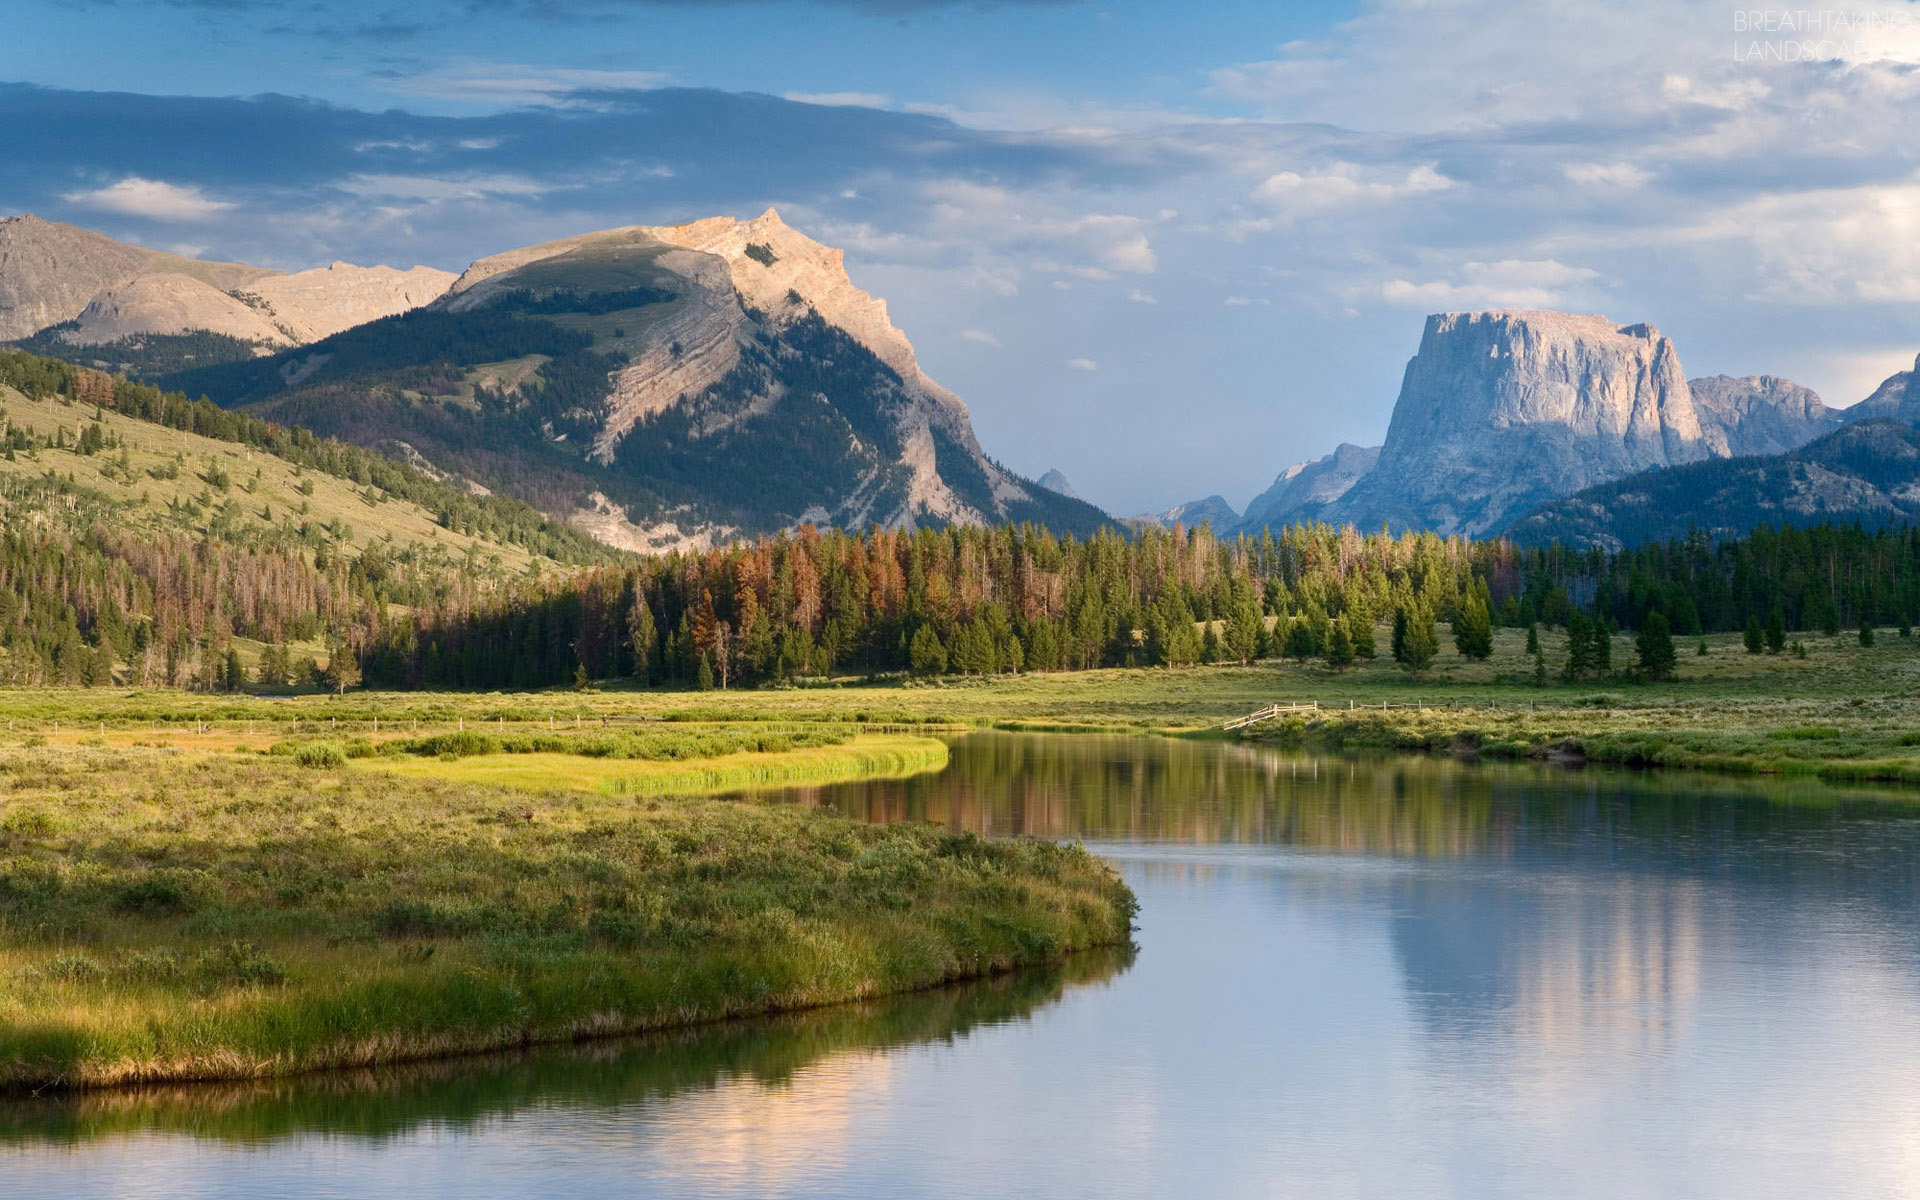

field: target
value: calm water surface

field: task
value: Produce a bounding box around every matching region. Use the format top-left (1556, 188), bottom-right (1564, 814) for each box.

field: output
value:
top-left (9, 733), bottom-right (1920, 1199)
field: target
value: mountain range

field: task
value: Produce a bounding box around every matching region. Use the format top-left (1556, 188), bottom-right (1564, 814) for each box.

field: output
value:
top-left (1, 210), bottom-right (1105, 550)
top-left (6, 212), bottom-right (1920, 553)
top-left (1235, 312), bottom-right (1912, 546)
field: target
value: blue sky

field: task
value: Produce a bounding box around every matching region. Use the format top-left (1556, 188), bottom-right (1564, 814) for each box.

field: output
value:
top-left (6, 0), bottom-right (1920, 515)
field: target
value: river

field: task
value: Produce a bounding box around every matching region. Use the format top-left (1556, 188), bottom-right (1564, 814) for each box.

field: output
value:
top-left (9, 732), bottom-right (1920, 1198)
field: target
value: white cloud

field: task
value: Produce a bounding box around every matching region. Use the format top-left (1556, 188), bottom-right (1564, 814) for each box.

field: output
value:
top-left (1254, 163), bottom-right (1454, 219)
top-left (1564, 162), bottom-right (1652, 190)
top-left (1378, 259), bottom-right (1600, 309)
top-left (378, 63), bottom-right (671, 105)
top-left (960, 328), bottom-right (1000, 345)
top-left (336, 174), bottom-right (554, 202)
top-left (1128, 289), bottom-right (1158, 304)
top-left (783, 92), bottom-right (891, 109)
top-left (1068, 357), bottom-right (1099, 371)
top-left (62, 177), bottom-right (232, 222)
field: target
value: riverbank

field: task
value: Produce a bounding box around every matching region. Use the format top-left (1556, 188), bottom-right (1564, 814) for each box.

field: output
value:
top-left (0, 746), bottom-right (1133, 1092)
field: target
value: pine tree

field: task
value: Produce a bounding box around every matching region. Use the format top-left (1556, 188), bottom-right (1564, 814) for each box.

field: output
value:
top-left (1525, 622), bottom-right (1540, 655)
top-left (1453, 587), bottom-right (1492, 660)
top-left (1635, 611), bottom-right (1676, 681)
top-left (908, 624), bottom-right (947, 676)
top-left (1765, 604), bottom-right (1787, 654)
top-left (1592, 620), bottom-right (1612, 673)
top-left (1325, 621), bottom-right (1355, 670)
top-left (1860, 621), bottom-right (1875, 647)
top-left (1744, 615), bottom-right (1764, 653)
top-left (1397, 605), bottom-right (1437, 675)
top-left (1563, 610), bottom-right (1593, 681)
top-left (627, 594), bottom-right (658, 686)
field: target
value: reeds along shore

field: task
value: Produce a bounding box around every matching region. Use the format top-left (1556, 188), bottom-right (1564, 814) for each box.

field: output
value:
top-left (0, 745), bottom-right (1134, 1092)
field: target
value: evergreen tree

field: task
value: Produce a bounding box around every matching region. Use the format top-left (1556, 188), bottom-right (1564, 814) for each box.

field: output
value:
top-left (1592, 620), bottom-right (1612, 673)
top-left (1765, 604), bottom-right (1787, 654)
top-left (627, 594), bottom-right (658, 686)
top-left (1525, 622), bottom-right (1540, 655)
top-left (1325, 621), bottom-right (1355, 670)
top-left (908, 624), bottom-right (947, 676)
top-left (1744, 615), bottom-right (1764, 654)
top-left (1635, 611), bottom-right (1676, 681)
top-left (1860, 621), bottom-right (1875, 647)
top-left (1397, 605), bottom-right (1437, 675)
top-left (1453, 586), bottom-right (1493, 660)
top-left (1563, 610), bottom-right (1593, 681)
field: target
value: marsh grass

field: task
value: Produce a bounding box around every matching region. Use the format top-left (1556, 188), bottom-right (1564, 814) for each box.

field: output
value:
top-left (0, 747), bottom-right (1131, 1091)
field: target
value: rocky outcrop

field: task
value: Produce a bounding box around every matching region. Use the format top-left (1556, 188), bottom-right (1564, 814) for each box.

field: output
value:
top-left (1237, 442), bottom-right (1379, 532)
top-left (0, 213), bottom-right (452, 347)
top-left (1323, 311), bottom-right (1713, 536)
top-left (1688, 374), bottom-right (1838, 457)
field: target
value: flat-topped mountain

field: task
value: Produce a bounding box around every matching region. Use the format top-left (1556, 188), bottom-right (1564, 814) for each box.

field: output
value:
top-left (158, 209), bottom-right (1107, 548)
top-left (1324, 311), bottom-right (1710, 536)
top-left (0, 215), bottom-right (454, 359)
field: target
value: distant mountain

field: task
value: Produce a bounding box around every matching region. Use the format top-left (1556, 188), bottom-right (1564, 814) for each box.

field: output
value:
top-left (1236, 442), bottom-right (1379, 533)
top-left (1319, 311), bottom-right (1719, 536)
top-left (1036, 468), bottom-right (1080, 500)
top-left (0, 215), bottom-right (453, 362)
top-left (1126, 494), bottom-right (1239, 532)
top-left (158, 209), bottom-right (1109, 549)
top-left (1846, 353), bottom-right (1920, 424)
top-left (1248, 311), bottom-right (1849, 538)
top-left (1506, 419), bottom-right (1920, 549)
top-left (1689, 374), bottom-right (1840, 456)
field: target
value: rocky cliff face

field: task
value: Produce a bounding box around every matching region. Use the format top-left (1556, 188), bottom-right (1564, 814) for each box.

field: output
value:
top-left (1688, 374), bottom-right (1839, 457)
top-left (1237, 442), bottom-right (1380, 533)
top-left (1322, 311), bottom-right (1713, 536)
top-left (0, 214), bottom-right (453, 348)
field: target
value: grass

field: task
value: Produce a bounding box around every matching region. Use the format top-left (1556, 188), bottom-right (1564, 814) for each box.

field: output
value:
top-left (0, 745), bottom-right (1132, 1092)
top-left (4, 624), bottom-right (1920, 783)
top-left (352, 732), bottom-right (951, 796)
top-left (0, 383), bottom-right (546, 576)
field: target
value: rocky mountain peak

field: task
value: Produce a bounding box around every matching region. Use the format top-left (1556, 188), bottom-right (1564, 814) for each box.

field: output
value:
top-left (1318, 309), bottom-right (1710, 536)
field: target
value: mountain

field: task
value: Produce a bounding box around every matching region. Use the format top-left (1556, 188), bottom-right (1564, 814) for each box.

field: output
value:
top-left (0, 215), bottom-right (454, 366)
top-left (1126, 494), bottom-right (1239, 532)
top-left (1506, 419), bottom-right (1920, 549)
top-left (1236, 442), bottom-right (1379, 533)
top-left (1036, 469), bottom-right (1080, 500)
top-left (1846, 353), bottom-right (1920, 424)
top-left (1316, 311), bottom-right (1718, 536)
top-left (157, 209), bottom-right (1109, 549)
top-left (1688, 374), bottom-right (1840, 456)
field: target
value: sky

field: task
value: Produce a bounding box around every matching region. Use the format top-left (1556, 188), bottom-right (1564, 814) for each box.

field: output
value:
top-left (5, 0), bottom-right (1920, 516)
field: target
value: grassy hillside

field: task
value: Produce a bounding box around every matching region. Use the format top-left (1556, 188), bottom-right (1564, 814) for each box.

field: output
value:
top-left (0, 382), bottom-right (551, 578)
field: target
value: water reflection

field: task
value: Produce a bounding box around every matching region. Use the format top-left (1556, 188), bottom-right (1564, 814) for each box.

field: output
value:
top-left (12, 735), bottom-right (1920, 1198)
top-left (0, 946), bottom-right (1131, 1150)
